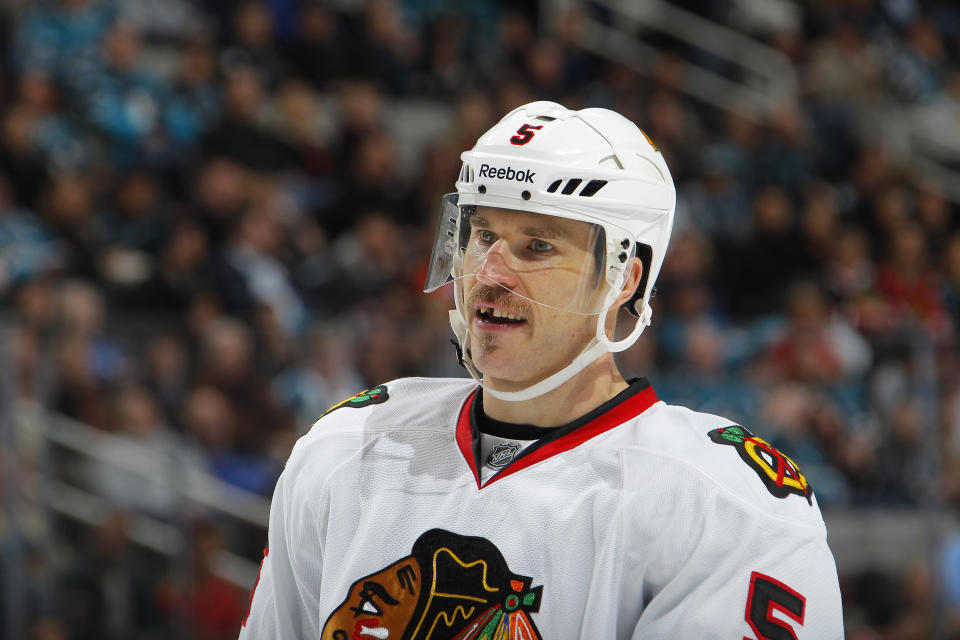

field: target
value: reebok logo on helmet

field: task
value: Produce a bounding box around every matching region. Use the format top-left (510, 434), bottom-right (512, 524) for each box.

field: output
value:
top-left (478, 164), bottom-right (536, 183)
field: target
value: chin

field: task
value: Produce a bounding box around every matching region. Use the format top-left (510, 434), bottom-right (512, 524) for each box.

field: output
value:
top-left (474, 354), bottom-right (556, 389)
top-left (473, 352), bottom-right (526, 384)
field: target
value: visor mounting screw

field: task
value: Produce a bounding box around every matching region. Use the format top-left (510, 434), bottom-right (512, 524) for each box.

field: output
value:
top-left (618, 252), bottom-right (627, 263)
top-left (478, 185), bottom-right (486, 194)
top-left (521, 190), bottom-right (531, 200)
top-left (621, 239), bottom-right (630, 249)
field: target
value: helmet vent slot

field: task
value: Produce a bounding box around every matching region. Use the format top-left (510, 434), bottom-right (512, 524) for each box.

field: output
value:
top-left (579, 180), bottom-right (608, 197)
top-left (548, 178), bottom-right (608, 196)
top-left (459, 163), bottom-right (474, 183)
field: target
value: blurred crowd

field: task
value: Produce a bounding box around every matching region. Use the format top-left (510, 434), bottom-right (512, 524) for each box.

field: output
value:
top-left (2, 0), bottom-right (960, 637)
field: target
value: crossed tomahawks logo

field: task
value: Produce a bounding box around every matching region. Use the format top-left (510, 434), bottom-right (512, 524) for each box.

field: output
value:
top-left (708, 425), bottom-right (813, 505)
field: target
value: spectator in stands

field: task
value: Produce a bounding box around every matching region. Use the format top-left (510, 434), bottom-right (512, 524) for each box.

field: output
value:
top-left (805, 21), bottom-right (882, 105)
top-left (16, 69), bottom-right (93, 171)
top-left (334, 127), bottom-right (416, 231)
top-left (190, 156), bottom-right (251, 246)
top-left (824, 226), bottom-right (875, 303)
top-left (270, 79), bottom-right (333, 180)
top-left (350, 0), bottom-right (417, 95)
top-left (284, 2), bottom-right (345, 90)
top-left (0, 174), bottom-right (64, 295)
top-left (882, 17), bottom-right (945, 104)
top-left (655, 316), bottom-right (761, 424)
top-left (798, 181), bottom-right (841, 271)
top-left (325, 211), bottom-right (412, 306)
top-left (220, 1), bottom-right (287, 90)
top-left (183, 384), bottom-right (283, 494)
top-left (203, 64), bottom-right (296, 173)
top-left (766, 280), bottom-right (872, 384)
top-left (80, 21), bottom-right (172, 167)
top-left (655, 230), bottom-right (722, 359)
top-left (416, 14), bottom-right (477, 98)
top-left (213, 200), bottom-right (306, 335)
top-left (51, 280), bottom-right (125, 428)
top-left (166, 35), bottom-right (222, 148)
top-left (873, 399), bottom-right (931, 505)
top-left (142, 332), bottom-right (191, 429)
top-left (194, 315), bottom-right (292, 453)
top-left (38, 173), bottom-right (99, 279)
top-left (678, 143), bottom-right (751, 242)
top-left (0, 105), bottom-right (50, 209)
top-left (753, 103), bottom-right (814, 196)
top-left (724, 185), bottom-right (808, 316)
top-left (13, 0), bottom-right (114, 81)
top-left (271, 322), bottom-right (364, 430)
top-left (84, 384), bottom-right (192, 519)
top-left (133, 217), bottom-right (213, 310)
top-left (58, 511), bottom-right (162, 639)
top-left (915, 185), bottom-right (954, 254)
top-left (92, 169), bottom-right (168, 292)
top-left (523, 39), bottom-right (567, 102)
top-left (155, 519), bottom-right (246, 640)
top-left (876, 220), bottom-right (950, 339)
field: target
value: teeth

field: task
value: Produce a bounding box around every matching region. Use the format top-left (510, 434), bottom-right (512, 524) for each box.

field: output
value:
top-left (481, 306), bottom-right (522, 321)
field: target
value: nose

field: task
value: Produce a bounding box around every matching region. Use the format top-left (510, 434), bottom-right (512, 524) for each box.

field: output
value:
top-left (476, 240), bottom-right (520, 288)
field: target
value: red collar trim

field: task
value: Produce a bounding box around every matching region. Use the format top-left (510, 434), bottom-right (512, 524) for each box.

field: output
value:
top-left (455, 393), bottom-right (479, 487)
top-left (455, 385), bottom-right (659, 489)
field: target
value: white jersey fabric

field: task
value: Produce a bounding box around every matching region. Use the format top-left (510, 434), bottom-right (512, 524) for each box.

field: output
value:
top-left (239, 377), bottom-right (843, 639)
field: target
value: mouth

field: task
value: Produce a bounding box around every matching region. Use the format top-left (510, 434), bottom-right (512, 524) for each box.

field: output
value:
top-left (474, 303), bottom-right (527, 331)
top-left (353, 619), bottom-right (388, 639)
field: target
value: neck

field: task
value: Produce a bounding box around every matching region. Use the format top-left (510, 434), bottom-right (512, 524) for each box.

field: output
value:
top-left (480, 355), bottom-right (628, 427)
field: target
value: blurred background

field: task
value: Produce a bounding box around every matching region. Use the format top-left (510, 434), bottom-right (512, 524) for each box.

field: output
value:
top-left (0, 0), bottom-right (959, 637)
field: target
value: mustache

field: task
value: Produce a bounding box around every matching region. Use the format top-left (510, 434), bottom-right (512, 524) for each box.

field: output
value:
top-left (464, 284), bottom-right (532, 316)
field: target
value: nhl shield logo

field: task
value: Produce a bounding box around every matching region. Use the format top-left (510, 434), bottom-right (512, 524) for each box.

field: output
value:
top-left (487, 442), bottom-right (521, 469)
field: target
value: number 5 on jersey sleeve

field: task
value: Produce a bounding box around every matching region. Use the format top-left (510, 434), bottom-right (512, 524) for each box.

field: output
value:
top-left (744, 571), bottom-right (806, 640)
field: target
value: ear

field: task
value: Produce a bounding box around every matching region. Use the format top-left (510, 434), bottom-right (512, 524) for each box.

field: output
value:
top-left (615, 257), bottom-right (644, 308)
top-left (603, 257), bottom-right (644, 337)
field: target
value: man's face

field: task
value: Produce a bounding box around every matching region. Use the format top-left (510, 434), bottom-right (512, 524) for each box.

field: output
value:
top-left (322, 557), bottom-right (421, 639)
top-left (460, 206), bottom-right (605, 388)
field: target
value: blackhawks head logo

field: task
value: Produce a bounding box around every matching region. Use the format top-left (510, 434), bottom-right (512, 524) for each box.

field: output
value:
top-left (708, 425), bottom-right (813, 505)
top-left (322, 529), bottom-right (544, 640)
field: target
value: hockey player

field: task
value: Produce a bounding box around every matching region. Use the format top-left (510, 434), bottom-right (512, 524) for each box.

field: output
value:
top-left (239, 102), bottom-right (844, 639)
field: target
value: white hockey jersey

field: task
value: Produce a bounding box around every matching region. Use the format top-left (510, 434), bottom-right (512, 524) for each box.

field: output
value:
top-left (239, 377), bottom-right (843, 639)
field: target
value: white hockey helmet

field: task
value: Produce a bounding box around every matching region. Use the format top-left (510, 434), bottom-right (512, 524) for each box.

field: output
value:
top-left (424, 101), bottom-right (676, 401)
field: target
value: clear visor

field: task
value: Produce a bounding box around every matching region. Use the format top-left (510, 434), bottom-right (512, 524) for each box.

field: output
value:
top-left (424, 194), bottom-right (626, 316)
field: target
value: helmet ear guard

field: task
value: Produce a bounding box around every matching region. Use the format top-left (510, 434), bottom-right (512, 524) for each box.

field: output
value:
top-left (626, 243), bottom-right (654, 318)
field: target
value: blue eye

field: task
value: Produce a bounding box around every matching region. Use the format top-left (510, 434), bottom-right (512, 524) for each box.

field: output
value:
top-left (531, 239), bottom-right (553, 252)
top-left (478, 229), bottom-right (497, 244)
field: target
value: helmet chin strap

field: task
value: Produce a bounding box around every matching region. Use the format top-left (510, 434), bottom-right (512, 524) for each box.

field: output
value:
top-left (449, 283), bottom-right (653, 402)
